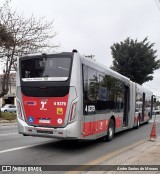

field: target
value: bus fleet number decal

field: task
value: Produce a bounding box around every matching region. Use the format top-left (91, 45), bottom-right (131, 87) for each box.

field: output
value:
top-left (54, 102), bottom-right (66, 106)
top-left (85, 105), bottom-right (95, 113)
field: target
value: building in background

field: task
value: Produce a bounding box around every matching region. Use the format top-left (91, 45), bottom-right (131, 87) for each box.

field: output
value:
top-left (0, 73), bottom-right (16, 107)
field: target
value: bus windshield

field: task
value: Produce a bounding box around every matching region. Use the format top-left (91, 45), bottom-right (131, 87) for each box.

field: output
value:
top-left (21, 57), bottom-right (72, 82)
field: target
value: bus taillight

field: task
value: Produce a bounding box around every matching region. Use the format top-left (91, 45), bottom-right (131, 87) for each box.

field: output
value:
top-left (16, 99), bottom-right (23, 120)
top-left (69, 102), bottom-right (77, 123)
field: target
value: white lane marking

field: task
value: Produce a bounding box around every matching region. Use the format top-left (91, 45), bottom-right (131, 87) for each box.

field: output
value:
top-left (0, 142), bottom-right (50, 154)
top-left (0, 133), bottom-right (18, 137)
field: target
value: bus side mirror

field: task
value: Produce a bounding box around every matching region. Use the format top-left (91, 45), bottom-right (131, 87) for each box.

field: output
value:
top-left (153, 98), bottom-right (156, 103)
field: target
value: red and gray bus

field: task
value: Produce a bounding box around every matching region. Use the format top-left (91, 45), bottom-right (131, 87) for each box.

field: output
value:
top-left (16, 50), bottom-right (153, 141)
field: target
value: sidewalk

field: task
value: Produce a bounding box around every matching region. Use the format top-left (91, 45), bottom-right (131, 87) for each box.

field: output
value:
top-left (80, 138), bottom-right (160, 174)
top-left (103, 137), bottom-right (160, 174)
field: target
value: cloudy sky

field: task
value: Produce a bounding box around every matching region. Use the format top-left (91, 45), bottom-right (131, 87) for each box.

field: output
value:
top-left (1, 0), bottom-right (160, 97)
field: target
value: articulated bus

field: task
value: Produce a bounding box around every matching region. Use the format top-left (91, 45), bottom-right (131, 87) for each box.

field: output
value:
top-left (16, 50), bottom-right (153, 141)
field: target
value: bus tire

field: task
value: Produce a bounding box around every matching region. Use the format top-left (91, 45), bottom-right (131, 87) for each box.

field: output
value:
top-left (106, 119), bottom-right (115, 141)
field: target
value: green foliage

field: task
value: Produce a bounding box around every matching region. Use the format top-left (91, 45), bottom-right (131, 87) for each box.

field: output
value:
top-left (0, 112), bottom-right (17, 120)
top-left (110, 37), bottom-right (160, 84)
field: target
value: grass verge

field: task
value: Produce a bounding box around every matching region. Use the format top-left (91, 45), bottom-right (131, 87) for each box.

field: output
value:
top-left (0, 112), bottom-right (17, 120)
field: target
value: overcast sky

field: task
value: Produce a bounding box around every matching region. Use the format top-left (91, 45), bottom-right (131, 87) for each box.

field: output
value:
top-left (1, 0), bottom-right (160, 97)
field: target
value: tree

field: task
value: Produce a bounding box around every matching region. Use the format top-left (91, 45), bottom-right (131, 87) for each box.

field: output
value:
top-left (0, 24), bottom-right (14, 47)
top-left (0, 0), bottom-right (58, 98)
top-left (110, 37), bottom-right (160, 85)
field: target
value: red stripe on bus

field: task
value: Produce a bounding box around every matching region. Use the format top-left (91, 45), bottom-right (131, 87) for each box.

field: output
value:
top-left (82, 119), bottom-right (109, 137)
top-left (115, 117), bottom-right (122, 128)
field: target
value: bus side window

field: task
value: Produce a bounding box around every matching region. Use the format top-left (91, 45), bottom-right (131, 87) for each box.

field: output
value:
top-left (115, 80), bottom-right (124, 112)
top-left (97, 74), bottom-right (107, 111)
top-left (83, 65), bottom-right (88, 100)
top-left (87, 68), bottom-right (98, 101)
top-left (96, 75), bottom-right (124, 113)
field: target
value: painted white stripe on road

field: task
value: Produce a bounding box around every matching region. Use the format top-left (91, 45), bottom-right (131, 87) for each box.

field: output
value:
top-left (0, 142), bottom-right (49, 154)
top-left (0, 133), bottom-right (18, 137)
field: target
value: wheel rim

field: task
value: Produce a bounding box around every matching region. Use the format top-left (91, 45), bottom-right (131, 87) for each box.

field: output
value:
top-left (109, 127), bottom-right (113, 138)
top-left (109, 120), bottom-right (114, 139)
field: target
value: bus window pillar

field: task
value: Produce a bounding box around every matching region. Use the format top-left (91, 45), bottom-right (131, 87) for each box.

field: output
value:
top-left (151, 95), bottom-right (156, 119)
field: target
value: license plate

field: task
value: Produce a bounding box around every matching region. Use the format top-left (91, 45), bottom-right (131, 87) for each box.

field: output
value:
top-left (39, 119), bottom-right (50, 124)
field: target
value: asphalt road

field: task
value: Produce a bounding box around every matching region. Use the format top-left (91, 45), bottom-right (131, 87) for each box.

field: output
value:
top-left (0, 116), bottom-right (160, 173)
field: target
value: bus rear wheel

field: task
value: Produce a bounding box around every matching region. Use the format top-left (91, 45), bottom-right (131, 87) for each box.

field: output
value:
top-left (106, 119), bottom-right (115, 141)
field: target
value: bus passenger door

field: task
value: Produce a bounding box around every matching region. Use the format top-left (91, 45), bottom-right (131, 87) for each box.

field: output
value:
top-left (123, 85), bottom-right (130, 127)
